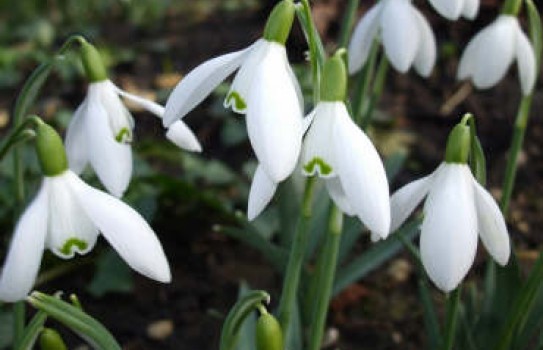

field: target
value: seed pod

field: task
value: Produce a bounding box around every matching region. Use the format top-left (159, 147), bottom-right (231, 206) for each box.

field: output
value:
top-left (256, 312), bottom-right (283, 350)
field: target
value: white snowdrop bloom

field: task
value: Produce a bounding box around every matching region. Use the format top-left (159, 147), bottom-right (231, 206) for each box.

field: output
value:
top-left (301, 102), bottom-right (391, 237)
top-left (458, 15), bottom-right (536, 95)
top-left (348, 0), bottom-right (436, 77)
top-left (67, 41), bottom-right (201, 198)
top-left (428, 0), bottom-right (479, 20)
top-left (389, 119), bottom-right (510, 292)
top-left (0, 124), bottom-right (171, 302)
top-left (163, 0), bottom-right (303, 184)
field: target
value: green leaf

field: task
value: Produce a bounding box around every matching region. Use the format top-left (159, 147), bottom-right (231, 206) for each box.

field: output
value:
top-left (0, 311), bottom-right (13, 349)
top-left (13, 61), bottom-right (53, 124)
top-left (87, 250), bottom-right (134, 298)
top-left (332, 219), bottom-right (420, 296)
top-left (384, 151), bottom-right (407, 182)
top-left (418, 278), bottom-right (442, 350)
top-left (284, 300), bottom-right (303, 350)
top-left (526, 0), bottom-right (542, 70)
top-left (27, 292), bottom-right (121, 350)
top-left (234, 283), bottom-right (257, 350)
top-left (15, 311), bottom-right (47, 350)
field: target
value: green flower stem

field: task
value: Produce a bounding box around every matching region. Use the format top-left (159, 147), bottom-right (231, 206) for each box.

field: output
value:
top-left (277, 176), bottom-right (317, 342)
top-left (307, 205), bottom-right (343, 350)
top-left (360, 55), bottom-right (389, 130)
top-left (338, 0), bottom-right (360, 48)
top-left (501, 0), bottom-right (522, 16)
top-left (351, 40), bottom-right (379, 126)
top-left (500, 95), bottom-right (533, 214)
top-left (443, 287), bottom-right (461, 350)
top-left (296, 0), bottom-right (326, 104)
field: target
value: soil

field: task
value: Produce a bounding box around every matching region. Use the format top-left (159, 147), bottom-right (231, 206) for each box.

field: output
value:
top-left (3, 1), bottom-right (543, 349)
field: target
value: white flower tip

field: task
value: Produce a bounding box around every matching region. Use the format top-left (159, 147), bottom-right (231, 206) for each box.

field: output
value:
top-left (165, 120), bottom-right (203, 153)
top-left (247, 166), bottom-right (278, 221)
top-left (370, 230), bottom-right (382, 242)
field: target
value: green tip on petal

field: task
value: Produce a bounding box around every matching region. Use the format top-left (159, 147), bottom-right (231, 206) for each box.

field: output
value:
top-left (115, 128), bottom-right (132, 143)
top-left (445, 116), bottom-right (471, 164)
top-left (263, 0), bottom-right (295, 45)
top-left (321, 50), bottom-right (347, 102)
top-left (36, 122), bottom-right (68, 176)
top-left (226, 91), bottom-right (247, 111)
top-left (59, 238), bottom-right (88, 256)
top-left (303, 158), bottom-right (333, 176)
top-left (40, 328), bottom-right (68, 350)
top-left (80, 40), bottom-right (108, 83)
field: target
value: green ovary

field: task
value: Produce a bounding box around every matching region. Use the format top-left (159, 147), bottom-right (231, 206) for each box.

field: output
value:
top-left (303, 158), bottom-right (333, 176)
top-left (226, 91), bottom-right (247, 111)
top-left (59, 238), bottom-right (88, 256)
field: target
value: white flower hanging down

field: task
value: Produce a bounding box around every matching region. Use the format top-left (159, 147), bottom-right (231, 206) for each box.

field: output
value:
top-left (66, 40), bottom-right (201, 198)
top-left (248, 53), bottom-right (391, 236)
top-left (348, 0), bottom-right (436, 77)
top-left (162, 0), bottom-right (303, 184)
top-left (457, 15), bottom-right (536, 95)
top-left (427, 0), bottom-right (479, 20)
top-left (389, 119), bottom-right (510, 292)
top-left (0, 123), bottom-right (171, 302)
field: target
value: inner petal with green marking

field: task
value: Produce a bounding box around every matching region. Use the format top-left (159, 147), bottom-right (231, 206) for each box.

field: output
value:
top-left (59, 238), bottom-right (88, 257)
top-left (225, 91), bottom-right (247, 112)
top-left (115, 127), bottom-right (132, 143)
top-left (303, 157), bottom-right (333, 176)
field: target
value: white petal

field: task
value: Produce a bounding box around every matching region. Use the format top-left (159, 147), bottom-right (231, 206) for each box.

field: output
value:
top-left (514, 25), bottom-right (537, 95)
top-left (332, 104), bottom-right (390, 238)
top-left (65, 100), bottom-right (89, 174)
top-left (325, 177), bottom-right (356, 216)
top-left (247, 165), bottom-right (277, 221)
top-left (459, 16), bottom-right (516, 89)
top-left (473, 180), bottom-right (510, 265)
top-left (347, 4), bottom-right (382, 74)
top-left (420, 164), bottom-right (478, 292)
top-left (461, 0), bottom-right (479, 20)
top-left (116, 87), bottom-right (165, 117)
top-left (428, 0), bottom-right (463, 20)
top-left (246, 43), bottom-right (303, 183)
top-left (225, 40), bottom-right (269, 114)
top-left (165, 120), bottom-right (202, 152)
top-left (0, 183), bottom-right (48, 302)
top-left (380, 0), bottom-right (420, 73)
top-left (66, 172), bottom-right (171, 283)
top-left (390, 171), bottom-right (435, 233)
top-left (95, 81), bottom-right (134, 143)
top-left (86, 92), bottom-right (132, 197)
top-left (412, 9), bottom-right (437, 77)
top-left (285, 59), bottom-right (304, 113)
top-left (301, 103), bottom-right (337, 177)
top-left (163, 43), bottom-right (254, 126)
top-left (45, 173), bottom-right (99, 258)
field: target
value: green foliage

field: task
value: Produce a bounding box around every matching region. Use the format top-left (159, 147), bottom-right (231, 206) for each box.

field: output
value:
top-left (87, 250), bottom-right (134, 298)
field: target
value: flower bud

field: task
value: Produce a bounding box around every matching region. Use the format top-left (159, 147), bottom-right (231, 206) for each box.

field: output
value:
top-left (40, 328), bottom-right (68, 350)
top-left (256, 312), bottom-right (283, 350)
top-left (321, 50), bottom-right (347, 102)
top-left (35, 122), bottom-right (68, 176)
top-left (80, 40), bottom-right (107, 83)
top-left (263, 0), bottom-right (295, 45)
top-left (445, 119), bottom-right (471, 164)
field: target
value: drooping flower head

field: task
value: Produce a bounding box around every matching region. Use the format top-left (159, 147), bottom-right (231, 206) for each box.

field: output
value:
top-left (427, 0), bottom-right (479, 20)
top-left (162, 0), bottom-right (303, 185)
top-left (348, 0), bottom-right (436, 77)
top-left (66, 39), bottom-right (201, 197)
top-left (0, 122), bottom-right (171, 302)
top-left (389, 116), bottom-right (510, 292)
top-left (457, 11), bottom-right (536, 95)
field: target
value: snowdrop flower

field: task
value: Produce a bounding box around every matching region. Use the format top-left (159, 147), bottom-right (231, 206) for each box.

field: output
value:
top-left (0, 123), bottom-right (171, 302)
top-left (427, 0), bottom-right (479, 20)
top-left (389, 117), bottom-right (510, 292)
top-left (457, 15), bottom-right (536, 95)
top-left (248, 53), bottom-right (391, 237)
top-left (66, 40), bottom-right (201, 198)
top-left (348, 0), bottom-right (436, 77)
top-left (163, 0), bottom-right (303, 184)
